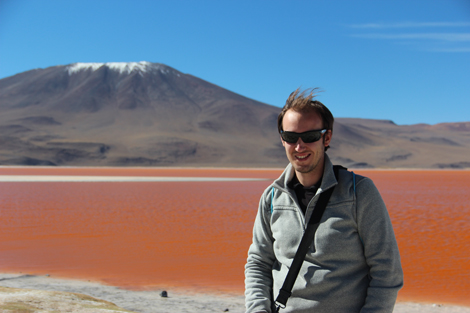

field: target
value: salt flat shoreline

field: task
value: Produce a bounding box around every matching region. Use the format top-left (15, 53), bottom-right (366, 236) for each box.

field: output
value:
top-left (1, 165), bottom-right (469, 171)
top-left (0, 175), bottom-right (269, 182)
top-left (1, 274), bottom-right (469, 313)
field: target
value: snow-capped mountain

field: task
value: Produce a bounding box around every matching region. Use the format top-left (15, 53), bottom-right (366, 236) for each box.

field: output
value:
top-left (1, 62), bottom-right (469, 168)
top-left (0, 62), bottom-right (283, 166)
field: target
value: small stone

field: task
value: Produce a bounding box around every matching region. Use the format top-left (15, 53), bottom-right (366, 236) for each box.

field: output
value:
top-left (224, 309), bottom-right (229, 312)
top-left (160, 290), bottom-right (168, 298)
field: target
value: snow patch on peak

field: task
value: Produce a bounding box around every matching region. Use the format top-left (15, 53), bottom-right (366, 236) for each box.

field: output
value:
top-left (67, 63), bottom-right (104, 74)
top-left (66, 61), bottom-right (172, 76)
top-left (106, 61), bottom-right (153, 75)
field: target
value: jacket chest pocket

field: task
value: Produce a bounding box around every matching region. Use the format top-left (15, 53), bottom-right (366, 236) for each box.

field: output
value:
top-left (271, 207), bottom-right (305, 260)
top-left (311, 201), bottom-right (362, 256)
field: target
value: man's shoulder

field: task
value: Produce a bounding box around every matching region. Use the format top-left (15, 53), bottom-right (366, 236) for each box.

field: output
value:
top-left (330, 165), bottom-right (376, 197)
top-left (333, 165), bottom-right (368, 182)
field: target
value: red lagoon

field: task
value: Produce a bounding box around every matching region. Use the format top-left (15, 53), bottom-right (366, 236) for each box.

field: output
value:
top-left (0, 167), bottom-right (469, 306)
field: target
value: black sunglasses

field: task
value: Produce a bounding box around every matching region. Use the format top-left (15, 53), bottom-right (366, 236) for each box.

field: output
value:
top-left (280, 129), bottom-right (327, 144)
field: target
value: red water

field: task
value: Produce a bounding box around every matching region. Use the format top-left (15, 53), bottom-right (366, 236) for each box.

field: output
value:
top-left (0, 167), bottom-right (469, 306)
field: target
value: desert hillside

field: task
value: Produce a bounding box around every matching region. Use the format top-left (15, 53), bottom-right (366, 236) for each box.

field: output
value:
top-left (1, 62), bottom-right (469, 168)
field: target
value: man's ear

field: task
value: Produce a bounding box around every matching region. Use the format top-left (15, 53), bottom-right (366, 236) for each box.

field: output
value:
top-left (323, 130), bottom-right (332, 147)
top-left (281, 135), bottom-right (286, 147)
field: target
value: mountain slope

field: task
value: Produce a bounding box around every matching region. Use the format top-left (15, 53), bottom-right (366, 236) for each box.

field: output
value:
top-left (1, 62), bottom-right (469, 168)
top-left (0, 62), bottom-right (283, 167)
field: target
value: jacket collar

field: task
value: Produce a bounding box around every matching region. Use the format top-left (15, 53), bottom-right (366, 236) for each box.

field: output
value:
top-left (273, 153), bottom-right (338, 194)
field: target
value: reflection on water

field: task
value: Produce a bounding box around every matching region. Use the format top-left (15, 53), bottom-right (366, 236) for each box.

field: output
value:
top-left (0, 168), bottom-right (469, 306)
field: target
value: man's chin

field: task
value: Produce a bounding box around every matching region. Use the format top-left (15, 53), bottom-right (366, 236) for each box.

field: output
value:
top-left (293, 164), bottom-right (315, 174)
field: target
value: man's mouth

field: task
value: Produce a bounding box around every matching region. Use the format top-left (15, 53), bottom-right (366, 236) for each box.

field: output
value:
top-left (295, 154), bottom-right (311, 161)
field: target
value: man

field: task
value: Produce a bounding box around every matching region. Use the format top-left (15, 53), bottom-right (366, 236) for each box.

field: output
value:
top-left (245, 88), bottom-right (403, 313)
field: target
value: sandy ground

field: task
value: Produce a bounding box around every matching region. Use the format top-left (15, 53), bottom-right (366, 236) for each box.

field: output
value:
top-left (1, 273), bottom-right (469, 313)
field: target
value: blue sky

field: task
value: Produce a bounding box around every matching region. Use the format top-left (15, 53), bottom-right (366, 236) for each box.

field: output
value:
top-left (1, 0), bottom-right (469, 125)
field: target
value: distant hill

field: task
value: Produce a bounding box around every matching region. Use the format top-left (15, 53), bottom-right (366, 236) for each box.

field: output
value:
top-left (331, 118), bottom-right (470, 169)
top-left (1, 62), bottom-right (469, 168)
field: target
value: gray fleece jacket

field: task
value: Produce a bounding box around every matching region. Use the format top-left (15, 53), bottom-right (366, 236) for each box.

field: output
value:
top-left (245, 155), bottom-right (403, 313)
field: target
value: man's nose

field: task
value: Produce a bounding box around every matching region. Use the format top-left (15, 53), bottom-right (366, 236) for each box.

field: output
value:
top-left (295, 138), bottom-right (306, 151)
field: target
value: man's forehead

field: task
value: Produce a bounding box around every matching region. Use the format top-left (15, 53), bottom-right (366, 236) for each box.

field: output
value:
top-left (283, 109), bottom-right (323, 125)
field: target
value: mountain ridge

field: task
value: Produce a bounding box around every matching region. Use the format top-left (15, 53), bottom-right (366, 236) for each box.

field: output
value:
top-left (1, 62), bottom-right (469, 168)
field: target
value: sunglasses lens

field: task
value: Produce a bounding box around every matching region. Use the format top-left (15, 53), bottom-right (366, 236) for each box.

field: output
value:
top-left (281, 132), bottom-right (299, 143)
top-left (281, 130), bottom-right (325, 143)
top-left (301, 132), bottom-right (321, 143)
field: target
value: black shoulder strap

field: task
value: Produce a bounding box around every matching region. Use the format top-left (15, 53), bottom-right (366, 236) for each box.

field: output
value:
top-left (274, 165), bottom-right (344, 312)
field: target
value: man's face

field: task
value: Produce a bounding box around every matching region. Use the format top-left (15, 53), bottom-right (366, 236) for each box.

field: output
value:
top-left (281, 109), bottom-right (332, 176)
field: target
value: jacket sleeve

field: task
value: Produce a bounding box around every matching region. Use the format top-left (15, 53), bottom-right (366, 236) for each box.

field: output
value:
top-left (245, 188), bottom-right (277, 313)
top-left (356, 177), bottom-right (404, 313)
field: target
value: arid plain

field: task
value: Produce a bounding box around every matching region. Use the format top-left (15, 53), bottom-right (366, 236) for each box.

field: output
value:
top-left (1, 62), bottom-right (469, 169)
